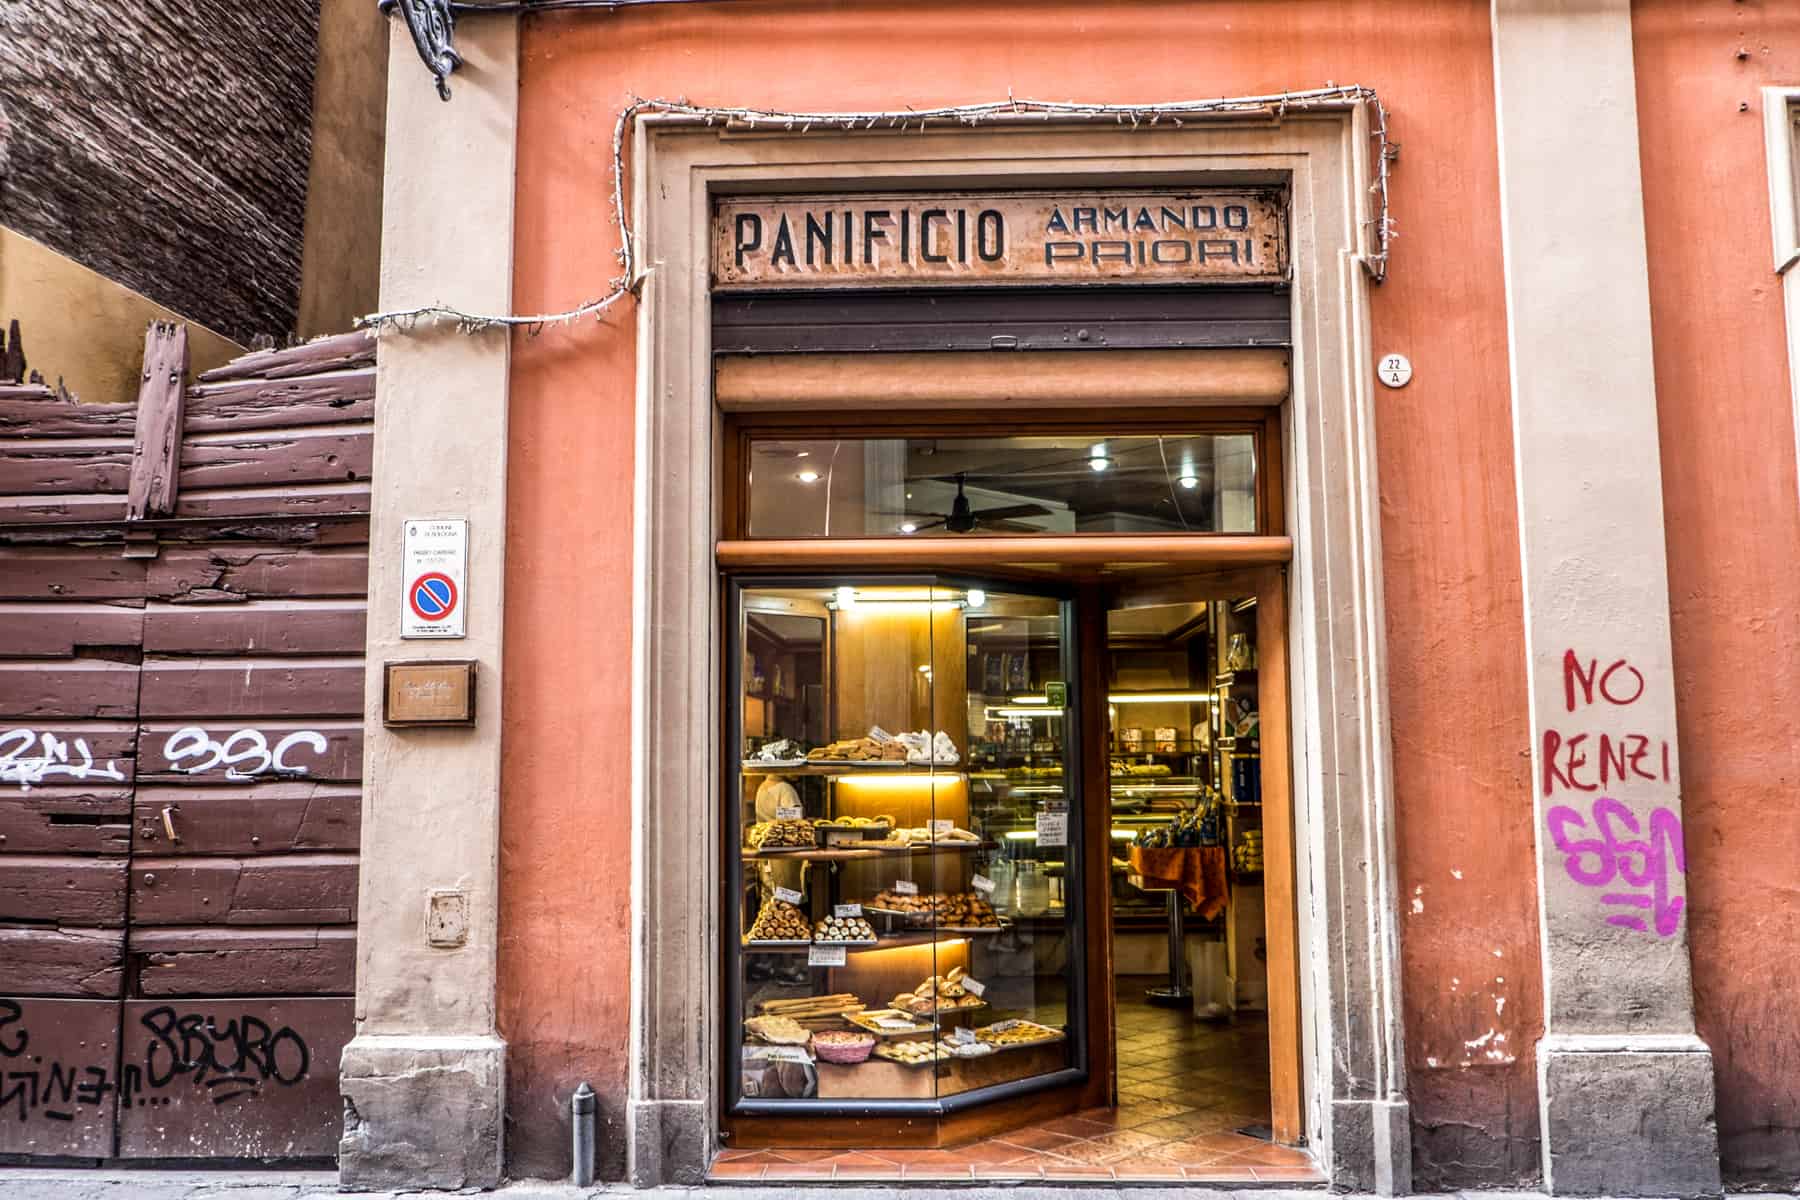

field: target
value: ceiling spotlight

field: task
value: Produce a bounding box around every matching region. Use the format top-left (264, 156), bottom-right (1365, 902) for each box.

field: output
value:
top-left (1178, 474), bottom-right (1200, 490)
top-left (796, 450), bottom-right (810, 458)
top-left (1088, 456), bottom-right (1110, 472)
top-left (899, 522), bottom-right (918, 534)
top-left (834, 586), bottom-right (857, 609)
top-left (967, 589), bottom-right (986, 608)
top-left (797, 470), bottom-right (820, 484)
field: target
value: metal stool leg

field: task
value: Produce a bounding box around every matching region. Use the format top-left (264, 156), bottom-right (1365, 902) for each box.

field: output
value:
top-left (1146, 889), bottom-right (1192, 1006)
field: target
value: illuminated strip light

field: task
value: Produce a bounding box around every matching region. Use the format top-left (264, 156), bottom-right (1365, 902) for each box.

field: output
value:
top-left (1009, 829), bottom-right (1169, 842)
top-left (988, 692), bottom-right (1213, 719)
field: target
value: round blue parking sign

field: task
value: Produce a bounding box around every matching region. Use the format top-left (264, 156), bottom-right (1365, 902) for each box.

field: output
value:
top-left (408, 572), bottom-right (458, 622)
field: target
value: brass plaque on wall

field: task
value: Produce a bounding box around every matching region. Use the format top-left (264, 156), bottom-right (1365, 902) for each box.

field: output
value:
top-left (383, 660), bottom-right (476, 726)
top-left (712, 190), bottom-right (1286, 289)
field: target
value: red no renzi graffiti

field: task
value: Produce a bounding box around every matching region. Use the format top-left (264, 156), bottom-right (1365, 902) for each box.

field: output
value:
top-left (1542, 649), bottom-right (1686, 938)
top-left (1541, 651), bottom-right (1671, 796)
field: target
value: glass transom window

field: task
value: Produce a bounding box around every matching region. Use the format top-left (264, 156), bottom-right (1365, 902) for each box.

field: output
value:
top-left (747, 434), bottom-right (1258, 537)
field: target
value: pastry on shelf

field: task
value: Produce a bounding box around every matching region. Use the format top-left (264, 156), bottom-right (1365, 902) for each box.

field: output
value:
top-left (874, 1039), bottom-right (951, 1065)
top-left (757, 993), bottom-right (862, 1024)
top-left (813, 915), bottom-right (876, 943)
top-left (746, 897), bottom-right (810, 941)
top-left (940, 892), bottom-right (1000, 927)
top-left (744, 1015), bottom-right (810, 1045)
top-left (807, 734), bottom-right (905, 762)
top-left (748, 818), bottom-right (815, 849)
top-left (891, 971), bottom-right (983, 1014)
top-left (977, 1018), bottom-right (1064, 1047)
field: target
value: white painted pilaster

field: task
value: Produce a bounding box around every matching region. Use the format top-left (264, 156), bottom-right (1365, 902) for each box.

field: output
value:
top-left (338, 12), bottom-right (519, 1191)
top-left (1491, 2), bottom-right (1718, 1194)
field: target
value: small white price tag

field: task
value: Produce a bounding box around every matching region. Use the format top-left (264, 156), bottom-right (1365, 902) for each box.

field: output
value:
top-left (776, 806), bottom-right (803, 821)
top-left (1035, 807), bottom-right (1068, 848)
top-left (971, 874), bottom-right (996, 894)
top-left (749, 1045), bottom-right (812, 1064)
top-left (893, 879), bottom-right (919, 895)
top-left (951, 1026), bottom-right (977, 1046)
top-left (807, 944), bottom-right (847, 967)
top-left (834, 903), bottom-right (863, 918)
top-left (774, 886), bottom-right (803, 904)
top-left (875, 1016), bottom-right (917, 1030)
top-left (930, 819), bottom-right (955, 834)
top-left (961, 976), bottom-right (987, 998)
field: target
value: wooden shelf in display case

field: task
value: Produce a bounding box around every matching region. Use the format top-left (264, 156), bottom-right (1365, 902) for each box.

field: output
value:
top-left (742, 762), bottom-right (964, 776)
top-left (815, 1041), bottom-right (1067, 1100)
top-left (742, 929), bottom-right (1005, 954)
top-left (743, 842), bottom-right (995, 862)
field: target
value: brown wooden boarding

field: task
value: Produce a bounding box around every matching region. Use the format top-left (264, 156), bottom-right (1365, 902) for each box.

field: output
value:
top-left (0, 322), bottom-right (374, 1162)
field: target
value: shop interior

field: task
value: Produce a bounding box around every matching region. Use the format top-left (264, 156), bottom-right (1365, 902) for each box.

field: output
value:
top-left (717, 431), bottom-right (1311, 1181)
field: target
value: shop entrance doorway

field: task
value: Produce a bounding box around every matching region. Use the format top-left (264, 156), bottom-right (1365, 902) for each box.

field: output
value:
top-left (713, 405), bottom-right (1311, 1180)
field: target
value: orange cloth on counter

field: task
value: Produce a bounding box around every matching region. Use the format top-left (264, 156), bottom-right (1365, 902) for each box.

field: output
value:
top-left (1128, 845), bottom-right (1230, 919)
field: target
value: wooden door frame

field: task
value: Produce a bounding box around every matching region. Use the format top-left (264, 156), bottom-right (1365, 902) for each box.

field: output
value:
top-left (632, 109), bottom-right (1411, 1190)
top-left (714, 395), bottom-right (1296, 1145)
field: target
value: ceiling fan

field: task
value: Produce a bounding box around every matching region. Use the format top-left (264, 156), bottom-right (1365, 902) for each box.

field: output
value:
top-left (885, 472), bottom-right (1051, 534)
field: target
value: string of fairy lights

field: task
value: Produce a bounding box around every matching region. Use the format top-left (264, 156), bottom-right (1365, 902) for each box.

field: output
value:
top-left (357, 86), bottom-right (1395, 335)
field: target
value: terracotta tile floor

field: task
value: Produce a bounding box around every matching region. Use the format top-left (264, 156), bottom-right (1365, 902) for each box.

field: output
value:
top-left (714, 976), bottom-right (1322, 1185)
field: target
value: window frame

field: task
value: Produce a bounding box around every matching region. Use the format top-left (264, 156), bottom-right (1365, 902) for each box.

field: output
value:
top-left (722, 407), bottom-right (1285, 547)
top-left (1763, 88), bottom-right (1800, 508)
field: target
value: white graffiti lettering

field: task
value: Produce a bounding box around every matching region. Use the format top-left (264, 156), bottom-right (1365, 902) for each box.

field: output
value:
top-left (0, 728), bottom-right (127, 792)
top-left (161, 727), bottom-right (328, 781)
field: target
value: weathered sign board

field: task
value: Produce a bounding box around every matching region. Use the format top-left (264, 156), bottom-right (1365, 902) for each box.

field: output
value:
top-left (712, 191), bottom-right (1287, 288)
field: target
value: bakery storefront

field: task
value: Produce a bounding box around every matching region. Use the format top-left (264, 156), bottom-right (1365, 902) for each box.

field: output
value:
top-left (623, 106), bottom-right (1406, 1184)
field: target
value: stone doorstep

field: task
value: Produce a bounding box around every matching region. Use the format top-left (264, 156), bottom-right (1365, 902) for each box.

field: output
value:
top-left (0, 1179), bottom-right (1336, 1200)
top-left (1, 1178), bottom-right (1783, 1200)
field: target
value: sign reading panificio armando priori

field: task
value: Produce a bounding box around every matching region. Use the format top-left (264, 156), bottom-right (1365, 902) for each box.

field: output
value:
top-left (712, 191), bottom-right (1286, 288)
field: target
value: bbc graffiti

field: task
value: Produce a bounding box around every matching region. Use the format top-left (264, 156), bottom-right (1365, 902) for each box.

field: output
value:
top-left (0, 724), bottom-right (328, 789)
top-left (1541, 649), bottom-right (1686, 938)
top-left (0, 1000), bottom-right (313, 1121)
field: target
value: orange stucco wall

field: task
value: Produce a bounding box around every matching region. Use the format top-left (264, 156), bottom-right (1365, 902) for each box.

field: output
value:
top-left (1634, 1), bottom-right (1800, 1186)
top-left (502, 1), bottom-right (1539, 1183)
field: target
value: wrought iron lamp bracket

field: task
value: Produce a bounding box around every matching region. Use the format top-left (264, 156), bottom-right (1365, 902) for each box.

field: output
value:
top-left (381, 0), bottom-right (463, 101)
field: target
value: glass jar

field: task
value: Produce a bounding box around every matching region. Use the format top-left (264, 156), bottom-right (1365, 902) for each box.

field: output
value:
top-left (1226, 633), bottom-right (1252, 672)
top-left (988, 857), bottom-right (1016, 914)
top-left (1014, 860), bottom-right (1051, 916)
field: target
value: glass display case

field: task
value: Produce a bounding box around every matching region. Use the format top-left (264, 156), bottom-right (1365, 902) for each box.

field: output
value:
top-left (728, 577), bottom-right (1086, 1112)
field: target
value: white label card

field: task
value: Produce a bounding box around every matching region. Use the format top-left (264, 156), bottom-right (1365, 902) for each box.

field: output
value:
top-left (834, 903), bottom-right (863, 918)
top-left (874, 1016), bottom-right (918, 1030)
top-left (971, 874), bottom-right (996, 894)
top-left (961, 976), bottom-right (987, 998)
top-left (1035, 807), bottom-right (1068, 847)
top-left (930, 819), bottom-right (955, 834)
top-left (807, 943), bottom-right (847, 967)
top-left (952, 1026), bottom-right (977, 1045)
top-left (776, 806), bottom-right (803, 821)
top-left (749, 1045), bottom-right (812, 1064)
top-left (774, 886), bottom-right (803, 904)
top-left (893, 879), bottom-right (919, 895)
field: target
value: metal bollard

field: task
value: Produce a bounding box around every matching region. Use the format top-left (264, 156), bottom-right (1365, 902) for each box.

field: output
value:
top-left (572, 1082), bottom-right (597, 1186)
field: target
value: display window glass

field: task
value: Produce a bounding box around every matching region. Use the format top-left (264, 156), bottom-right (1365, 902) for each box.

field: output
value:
top-left (745, 433), bottom-right (1259, 538)
top-left (730, 577), bottom-right (1086, 1111)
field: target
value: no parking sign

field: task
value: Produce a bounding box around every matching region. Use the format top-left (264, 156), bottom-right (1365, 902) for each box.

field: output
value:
top-left (401, 519), bottom-right (468, 639)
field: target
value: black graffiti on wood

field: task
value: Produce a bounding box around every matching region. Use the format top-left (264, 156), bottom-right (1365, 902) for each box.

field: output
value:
top-left (0, 1000), bottom-right (114, 1123)
top-left (0, 998), bottom-right (316, 1120)
top-left (125, 1005), bottom-right (310, 1105)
